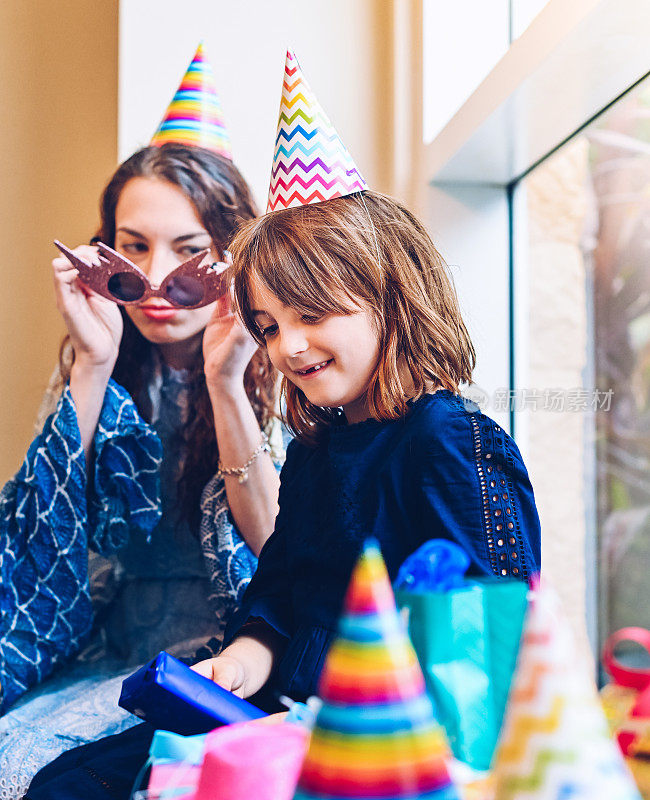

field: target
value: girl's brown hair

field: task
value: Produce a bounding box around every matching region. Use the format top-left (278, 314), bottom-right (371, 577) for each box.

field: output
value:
top-left (231, 190), bottom-right (475, 442)
top-left (59, 143), bottom-right (276, 527)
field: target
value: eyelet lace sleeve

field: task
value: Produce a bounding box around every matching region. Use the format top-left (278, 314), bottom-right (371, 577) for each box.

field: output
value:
top-left (416, 394), bottom-right (540, 580)
top-left (466, 414), bottom-right (538, 579)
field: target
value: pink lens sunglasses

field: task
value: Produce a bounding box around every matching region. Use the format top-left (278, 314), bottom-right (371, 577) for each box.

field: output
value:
top-left (54, 240), bottom-right (230, 309)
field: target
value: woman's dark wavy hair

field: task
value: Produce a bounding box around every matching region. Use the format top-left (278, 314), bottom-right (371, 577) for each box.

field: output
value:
top-left (59, 143), bottom-right (276, 528)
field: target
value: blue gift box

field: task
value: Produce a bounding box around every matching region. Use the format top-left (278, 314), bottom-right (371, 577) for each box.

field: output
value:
top-left (119, 651), bottom-right (266, 735)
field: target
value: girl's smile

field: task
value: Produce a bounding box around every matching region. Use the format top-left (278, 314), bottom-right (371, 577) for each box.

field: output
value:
top-left (250, 278), bottom-right (380, 424)
top-left (292, 358), bottom-right (333, 378)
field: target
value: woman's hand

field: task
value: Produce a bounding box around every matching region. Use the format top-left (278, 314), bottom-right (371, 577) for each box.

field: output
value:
top-left (202, 291), bottom-right (278, 554)
top-left (192, 654), bottom-right (247, 697)
top-left (54, 244), bottom-right (125, 463)
top-left (203, 292), bottom-right (259, 393)
top-left (53, 244), bottom-right (123, 373)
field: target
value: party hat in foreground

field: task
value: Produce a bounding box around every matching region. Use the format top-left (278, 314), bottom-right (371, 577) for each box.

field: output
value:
top-left (492, 582), bottom-right (642, 800)
top-left (267, 49), bottom-right (367, 212)
top-left (294, 539), bottom-right (458, 800)
top-left (151, 42), bottom-right (232, 158)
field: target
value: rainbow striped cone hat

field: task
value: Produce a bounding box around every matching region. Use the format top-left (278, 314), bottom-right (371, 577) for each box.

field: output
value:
top-left (267, 49), bottom-right (368, 212)
top-left (492, 582), bottom-right (642, 800)
top-left (293, 539), bottom-right (459, 800)
top-left (151, 42), bottom-right (232, 158)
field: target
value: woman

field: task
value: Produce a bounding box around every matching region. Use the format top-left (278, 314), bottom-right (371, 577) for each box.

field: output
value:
top-left (0, 142), bottom-right (280, 794)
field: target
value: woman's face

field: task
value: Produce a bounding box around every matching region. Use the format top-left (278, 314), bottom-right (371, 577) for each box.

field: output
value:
top-left (114, 177), bottom-right (218, 352)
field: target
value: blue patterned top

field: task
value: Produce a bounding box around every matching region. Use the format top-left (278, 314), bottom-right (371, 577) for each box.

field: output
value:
top-left (100, 366), bottom-right (222, 664)
top-left (0, 372), bottom-right (261, 714)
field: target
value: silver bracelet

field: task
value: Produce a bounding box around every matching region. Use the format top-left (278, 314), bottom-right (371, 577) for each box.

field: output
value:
top-left (217, 432), bottom-right (270, 484)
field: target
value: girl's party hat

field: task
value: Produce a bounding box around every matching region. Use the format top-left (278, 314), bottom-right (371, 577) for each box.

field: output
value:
top-left (267, 49), bottom-right (368, 213)
top-left (293, 539), bottom-right (459, 800)
top-left (151, 42), bottom-right (232, 159)
top-left (492, 583), bottom-right (642, 800)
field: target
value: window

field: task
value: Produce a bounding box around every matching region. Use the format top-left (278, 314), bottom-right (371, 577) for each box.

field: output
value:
top-left (514, 74), bottom-right (650, 657)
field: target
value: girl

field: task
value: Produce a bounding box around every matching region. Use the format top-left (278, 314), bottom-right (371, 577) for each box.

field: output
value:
top-left (191, 189), bottom-right (541, 702)
top-left (25, 189), bottom-right (540, 800)
top-left (0, 143), bottom-right (281, 793)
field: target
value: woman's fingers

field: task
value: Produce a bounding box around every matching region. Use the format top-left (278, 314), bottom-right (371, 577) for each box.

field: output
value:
top-left (52, 246), bottom-right (100, 277)
top-left (213, 291), bottom-right (233, 320)
top-left (50, 243), bottom-right (123, 366)
top-left (52, 255), bottom-right (75, 273)
top-left (68, 244), bottom-right (101, 265)
top-left (53, 246), bottom-right (103, 300)
top-left (54, 265), bottom-right (79, 285)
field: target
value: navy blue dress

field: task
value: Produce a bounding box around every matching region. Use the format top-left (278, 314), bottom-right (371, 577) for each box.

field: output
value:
top-left (223, 390), bottom-right (540, 702)
top-left (27, 391), bottom-right (540, 800)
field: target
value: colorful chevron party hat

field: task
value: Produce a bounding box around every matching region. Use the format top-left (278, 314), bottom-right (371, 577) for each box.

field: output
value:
top-left (267, 49), bottom-right (368, 212)
top-left (492, 583), bottom-right (642, 800)
top-left (293, 539), bottom-right (459, 800)
top-left (151, 42), bottom-right (232, 158)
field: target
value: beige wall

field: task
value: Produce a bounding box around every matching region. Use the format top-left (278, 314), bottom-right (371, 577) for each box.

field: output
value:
top-left (0, 2), bottom-right (118, 482)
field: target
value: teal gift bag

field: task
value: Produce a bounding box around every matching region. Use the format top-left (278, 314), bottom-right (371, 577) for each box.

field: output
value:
top-left (396, 578), bottom-right (528, 770)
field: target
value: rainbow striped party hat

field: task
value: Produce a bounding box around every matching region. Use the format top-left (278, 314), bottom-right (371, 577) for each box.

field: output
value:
top-left (492, 583), bottom-right (642, 800)
top-left (151, 42), bottom-right (232, 159)
top-left (267, 49), bottom-right (368, 213)
top-left (293, 540), bottom-right (459, 800)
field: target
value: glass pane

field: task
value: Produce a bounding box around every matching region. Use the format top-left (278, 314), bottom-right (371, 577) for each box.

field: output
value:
top-left (514, 74), bottom-right (650, 661)
top-left (590, 84), bottom-right (650, 647)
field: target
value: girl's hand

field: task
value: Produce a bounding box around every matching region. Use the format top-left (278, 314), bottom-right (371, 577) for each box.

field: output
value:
top-left (53, 244), bottom-right (123, 373)
top-left (203, 292), bottom-right (259, 393)
top-left (191, 654), bottom-right (247, 697)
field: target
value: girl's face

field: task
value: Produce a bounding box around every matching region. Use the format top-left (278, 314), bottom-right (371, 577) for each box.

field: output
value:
top-left (114, 177), bottom-right (218, 355)
top-left (250, 277), bottom-right (380, 424)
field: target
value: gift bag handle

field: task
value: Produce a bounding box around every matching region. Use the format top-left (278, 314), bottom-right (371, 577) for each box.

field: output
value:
top-left (602, 627), bottom-right (650, 690)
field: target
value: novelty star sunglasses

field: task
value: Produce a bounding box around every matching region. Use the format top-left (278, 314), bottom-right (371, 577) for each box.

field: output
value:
top-left (54, 240), bottom-right (230, 309)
